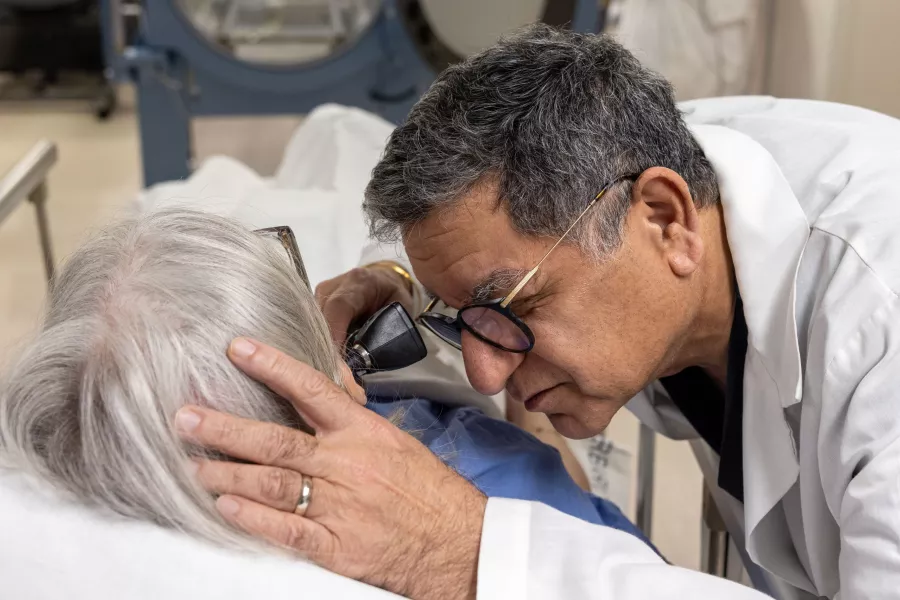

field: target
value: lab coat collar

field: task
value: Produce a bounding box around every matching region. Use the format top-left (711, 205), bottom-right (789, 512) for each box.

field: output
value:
top-left (690, 124), bottom-right (809, 409)
top-left (690, 125), bottom-right (810, 578)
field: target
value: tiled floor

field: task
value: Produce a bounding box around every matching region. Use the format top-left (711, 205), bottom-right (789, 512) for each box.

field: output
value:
top-left (0, 92), bottom-right (703, 570)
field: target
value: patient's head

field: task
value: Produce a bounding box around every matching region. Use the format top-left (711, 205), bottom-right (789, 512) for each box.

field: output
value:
top-left (0, 209), bottom-right (340, 548)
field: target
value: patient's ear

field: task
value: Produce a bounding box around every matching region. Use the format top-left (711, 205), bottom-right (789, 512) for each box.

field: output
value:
top-left (339, 362), bottom-right (367, 406)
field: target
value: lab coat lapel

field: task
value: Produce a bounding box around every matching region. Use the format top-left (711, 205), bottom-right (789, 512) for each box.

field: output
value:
top-left (691, 125), bottom-right (809, 575)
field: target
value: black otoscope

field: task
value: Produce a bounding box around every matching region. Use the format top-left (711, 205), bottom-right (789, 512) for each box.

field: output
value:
top-left (344, 302), bottom-right (428, 384)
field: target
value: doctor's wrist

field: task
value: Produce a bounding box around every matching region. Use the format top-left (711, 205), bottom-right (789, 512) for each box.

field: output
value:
top-left (402, 485), bottom-right (486, 600)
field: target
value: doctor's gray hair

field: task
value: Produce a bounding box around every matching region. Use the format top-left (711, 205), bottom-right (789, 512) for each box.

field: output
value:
top-left (0, 209), bottom-right (342, 550)
top-left (365, 24), bottom-right (719, 256)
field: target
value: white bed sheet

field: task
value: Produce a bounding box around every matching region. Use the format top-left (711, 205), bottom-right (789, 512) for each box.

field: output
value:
top-left (0, 469), bottom-right (400, 600)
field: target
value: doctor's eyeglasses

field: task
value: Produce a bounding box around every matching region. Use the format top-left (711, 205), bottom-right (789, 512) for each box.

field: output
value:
top-left (417, 174), bottom-right (638, 353)
top-left (255, 226), bottom-right (310, 289)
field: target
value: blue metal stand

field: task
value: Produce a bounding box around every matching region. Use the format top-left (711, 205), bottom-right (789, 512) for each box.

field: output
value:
top-left (127, 47), bottom-right (193, 184)
top-left (102, 0), bottom-right (601, 186)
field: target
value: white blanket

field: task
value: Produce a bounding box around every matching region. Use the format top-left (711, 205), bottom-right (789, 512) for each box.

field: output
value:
top-left (0, 470), bottom-right (399, 600)
top-left (137, 103), bottom-right (396, 289)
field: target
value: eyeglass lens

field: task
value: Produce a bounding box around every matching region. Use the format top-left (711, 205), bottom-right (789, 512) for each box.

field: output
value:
top-left (460, 306), bottom-right (532, 351)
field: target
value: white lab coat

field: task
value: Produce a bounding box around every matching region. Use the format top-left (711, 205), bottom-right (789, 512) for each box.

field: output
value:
top-left (366, 97), bottom-right (900, 599)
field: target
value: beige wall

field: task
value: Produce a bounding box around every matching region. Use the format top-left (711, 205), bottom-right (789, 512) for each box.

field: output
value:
top-left (420, 0), bottom-right (545, 57)
top-left (767, 0), bottom-right (900, 117)
top-left (828, 0), bottom-right (900, 116)
top-left (767, 0), bottom-right (840, 99)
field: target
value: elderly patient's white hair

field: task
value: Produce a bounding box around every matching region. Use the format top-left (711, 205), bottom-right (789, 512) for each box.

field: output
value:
top-left (0, 208), bottom-right (342, 549)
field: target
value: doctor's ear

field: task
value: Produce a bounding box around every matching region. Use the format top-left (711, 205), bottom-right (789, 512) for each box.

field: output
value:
top-left (630, 167), bottom-right (704, 277)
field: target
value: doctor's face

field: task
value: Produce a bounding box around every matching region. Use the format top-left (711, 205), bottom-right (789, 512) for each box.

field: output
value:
top-left (404, 177), bottom-right (701, 438)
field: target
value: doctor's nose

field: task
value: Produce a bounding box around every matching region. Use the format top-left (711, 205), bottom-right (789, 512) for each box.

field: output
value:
top-left (461, 331), bottom-right (523, 396)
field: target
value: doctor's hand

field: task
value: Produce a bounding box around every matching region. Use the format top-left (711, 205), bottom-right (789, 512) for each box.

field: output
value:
top-left (176, 338), bottom-right (485, 600)
top-left (315, 263), bottom-right (415, 346)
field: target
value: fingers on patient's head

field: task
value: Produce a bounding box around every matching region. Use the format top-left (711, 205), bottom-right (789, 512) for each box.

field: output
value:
top-left (223, 338), bottom-right (362, 432)
top-left (193, 460), bottom-right (304, 513)
top-left (174, 406), bottom-right (322, 471)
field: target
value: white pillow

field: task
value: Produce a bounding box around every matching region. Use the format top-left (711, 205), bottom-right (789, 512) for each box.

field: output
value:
top-left (0, 469), bottom-right (399, 600)
top-left (136, 103), bottom-right (394, 288)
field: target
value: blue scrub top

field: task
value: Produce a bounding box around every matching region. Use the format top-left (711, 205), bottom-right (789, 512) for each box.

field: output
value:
top-left (367, 398), bottom-right (652, 547)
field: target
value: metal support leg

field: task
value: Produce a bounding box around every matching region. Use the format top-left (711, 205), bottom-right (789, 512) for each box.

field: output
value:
top-left (0, 140), bottom-right (58, 287)
top-left (635, 423), bottom-right (656, 536)
top-left (701, 483), bottom-right (730, 576)
top-left (29, 183), bottom-right (55, 281)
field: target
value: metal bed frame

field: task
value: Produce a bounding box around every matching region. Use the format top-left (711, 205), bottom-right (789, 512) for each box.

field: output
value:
top-left (0, 140), bottom-right (57, 282)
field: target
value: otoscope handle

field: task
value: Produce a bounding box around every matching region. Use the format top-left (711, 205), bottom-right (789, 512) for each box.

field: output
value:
top-left (344, 302), bottom-right (427, 382)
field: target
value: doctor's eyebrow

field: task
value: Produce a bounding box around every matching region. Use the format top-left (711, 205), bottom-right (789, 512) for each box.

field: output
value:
top-left (467, 268), bottom-right (529, 304)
